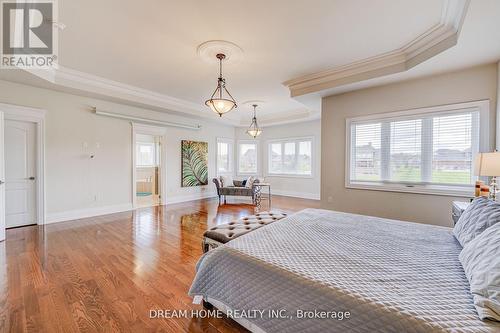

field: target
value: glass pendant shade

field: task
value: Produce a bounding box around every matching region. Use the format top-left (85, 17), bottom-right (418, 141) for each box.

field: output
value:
top-left (205, 54), bottom-right (237, 117)
top-left (246, 126), bottom-right (262, 138)
top-left (205, 97), bottom-right (236, 116)
top-left (246, 104), bottom-right (262, 138)
top-left (205, 84), bottom-right (237, 115)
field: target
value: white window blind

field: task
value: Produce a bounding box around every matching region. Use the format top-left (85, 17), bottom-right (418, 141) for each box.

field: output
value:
top-left (348, 107), bottom-right (482, 194)
top-left (268, 138), bottom-right (312, 176)
top-left (238, 141), bottom-right (258, 174)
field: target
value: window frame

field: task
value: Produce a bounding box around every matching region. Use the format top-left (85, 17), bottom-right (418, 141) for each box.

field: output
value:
top-left (345, 100), bottom-right (490, 197)
top-left (216, 137), bottom-right (234, 176)
top-left (237, 140), bottom-right (259, 176)
top-left (266, 136), bottom-right (314, 178)
top-left (136, 141), bottom-right (157, 167)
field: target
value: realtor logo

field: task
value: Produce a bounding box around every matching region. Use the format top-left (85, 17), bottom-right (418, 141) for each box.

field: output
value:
top-left (1, 0), bottom-right (58, 68)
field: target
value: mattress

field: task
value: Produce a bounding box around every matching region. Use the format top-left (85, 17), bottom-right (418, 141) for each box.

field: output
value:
top-left (189, 209), bottom-right (500, 332)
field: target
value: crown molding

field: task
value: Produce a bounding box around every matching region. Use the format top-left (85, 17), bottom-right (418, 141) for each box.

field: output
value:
top-left (24, 66), bottom-right (241, 125)
top-left (19, 0), bottom-right (470, 127)
top-left (24, 65), bottom-right (316, 127)
top-left (283, 0), bottom-right (470, 98)
top-left (259, 113), bottom-right (321, 127)
top-left (237, 109), bottom-right (320, 128)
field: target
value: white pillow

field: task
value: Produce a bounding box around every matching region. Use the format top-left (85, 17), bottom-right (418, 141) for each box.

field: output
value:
top-left (220, 175), bottom-right (234, 187)
top-left (453, 197), bottom-right (500, 247)
top-left (459, 222), bottom-right (500, 321)
top-left (245, 176), bottom-right (255, 188)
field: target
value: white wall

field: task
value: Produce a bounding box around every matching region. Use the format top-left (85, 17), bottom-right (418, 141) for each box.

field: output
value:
top-left (234, 120), bottom-right (321, 200)
top-left (321, 63), bottom-right (498, 227)
top-left (497, 60), bottom-right (500, 150)
top-left (0, 79), bottom-right (234, 223)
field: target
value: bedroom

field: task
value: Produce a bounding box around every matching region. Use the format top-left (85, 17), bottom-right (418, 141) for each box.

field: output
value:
top-left (0, 0), bottom-right (499, 332)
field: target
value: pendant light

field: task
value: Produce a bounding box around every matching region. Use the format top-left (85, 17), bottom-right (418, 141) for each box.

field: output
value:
top-left (246, 104), bottom-right (262, 138)
top-left (205, 53), bottom-right (237, 116)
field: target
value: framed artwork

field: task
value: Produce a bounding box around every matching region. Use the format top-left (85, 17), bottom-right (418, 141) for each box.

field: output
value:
top-left (181, 140), bottom-right (208, 187)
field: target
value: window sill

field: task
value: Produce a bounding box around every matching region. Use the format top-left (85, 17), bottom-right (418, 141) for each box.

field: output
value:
top-left (266, 173), bottom-right (314, 179)
top-left (237, 172), bottom-right (259, 177)
top-left (346, 181), bottom-right (474, 198)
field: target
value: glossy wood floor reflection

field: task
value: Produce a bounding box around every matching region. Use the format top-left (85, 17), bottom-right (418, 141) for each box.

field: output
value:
top-left (0, 196), bottom-right (320, 333)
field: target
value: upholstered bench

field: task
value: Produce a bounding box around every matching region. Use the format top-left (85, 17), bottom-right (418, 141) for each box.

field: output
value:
top-left (202, 211), bottom-right (287, 252)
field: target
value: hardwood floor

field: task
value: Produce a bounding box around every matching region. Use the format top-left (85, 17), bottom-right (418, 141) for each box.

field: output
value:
top-left (0, 196), bottom-right (320, 332)
top-left (136, 194), bottom-right (160, 208)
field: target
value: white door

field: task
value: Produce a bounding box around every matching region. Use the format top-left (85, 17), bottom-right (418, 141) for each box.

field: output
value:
top-left (5, 120), bottom-right (37, 228)
top-left (0, 112), bottom-right (5, 240)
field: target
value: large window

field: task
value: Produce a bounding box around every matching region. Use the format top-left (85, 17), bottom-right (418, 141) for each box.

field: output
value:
top-left (268, 138), bottom-right (313, 176)
top-left (238, 141), bottom-right (258, 174)
top-left (217, 138), bottom-right (233, 175)
top-left (347, 102), bottom-right (488, 196)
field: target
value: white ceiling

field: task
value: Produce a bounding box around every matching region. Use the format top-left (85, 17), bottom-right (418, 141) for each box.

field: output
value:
top-left (312, 0), bottom-right (500, 97)
top-left (1, 0), bottom-right (499, 126)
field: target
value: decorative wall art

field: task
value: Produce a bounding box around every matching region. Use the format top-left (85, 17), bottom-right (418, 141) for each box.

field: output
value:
top-left (181, 140), bottom-right (208, 187)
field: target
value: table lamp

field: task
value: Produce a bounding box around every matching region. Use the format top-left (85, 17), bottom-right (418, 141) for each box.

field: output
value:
top-left (475, 152), bottom-right (500, 200)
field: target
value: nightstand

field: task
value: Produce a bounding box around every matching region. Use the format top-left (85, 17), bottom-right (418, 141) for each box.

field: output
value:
top-left (452, 201), bottom-right (470, 225)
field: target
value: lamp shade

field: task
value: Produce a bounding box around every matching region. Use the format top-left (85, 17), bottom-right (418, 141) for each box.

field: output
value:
top-left (475, 152), bottom-right (500, 176)
top-left (246, 128), bottom-right (262, 138)
top-left (205, 98), bottom-right (236, 116)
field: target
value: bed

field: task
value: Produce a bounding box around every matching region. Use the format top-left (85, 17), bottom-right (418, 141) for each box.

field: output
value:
top-left (189, 208), bottom-right (500, 332)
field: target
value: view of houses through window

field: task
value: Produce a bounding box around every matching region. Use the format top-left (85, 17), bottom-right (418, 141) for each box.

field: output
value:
top-left (350, 110), bottom-right (480, 186)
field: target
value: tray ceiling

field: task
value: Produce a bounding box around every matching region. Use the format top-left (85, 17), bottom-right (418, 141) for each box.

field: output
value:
top-left (1, 0), bottom-right (499, 126)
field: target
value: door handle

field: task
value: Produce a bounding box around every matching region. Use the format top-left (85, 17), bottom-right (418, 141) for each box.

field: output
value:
top-left (28, 177), bottom-right (35, 181)
top-left (0, 180), bottom-right (4, 185)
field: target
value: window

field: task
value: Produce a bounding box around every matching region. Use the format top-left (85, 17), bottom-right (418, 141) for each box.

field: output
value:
top-left (347, 101), bottom-right (488, 196)
top-left (238, 141), bottom-right (258, 174)
top-left (268, 138), bottom-right (313, 176)
top-left (217, 138), bottom-right (233, 174)
top-left (136, 142), bottom-right (158, 167)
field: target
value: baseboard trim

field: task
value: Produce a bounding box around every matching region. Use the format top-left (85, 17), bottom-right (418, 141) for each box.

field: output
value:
top-left (165, 192), bottom-right (218, 205)
top-left (44, 191), bottom-right (315, 225)
top-left (46, 203), bottom-right (134, 224)
top-left (272, 190), bottom-right (320, 200)
top-left (45, 193), bottom-right (218, 224)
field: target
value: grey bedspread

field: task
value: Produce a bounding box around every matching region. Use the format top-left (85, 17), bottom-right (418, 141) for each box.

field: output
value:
top-left (189, 209), bottom-right (500, 332)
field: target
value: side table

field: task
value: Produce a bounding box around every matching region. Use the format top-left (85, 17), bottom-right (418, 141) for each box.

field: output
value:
top-left (452, 201), bottom-right (470, 225)
top-left (253, 183), bottom-right (271, 209)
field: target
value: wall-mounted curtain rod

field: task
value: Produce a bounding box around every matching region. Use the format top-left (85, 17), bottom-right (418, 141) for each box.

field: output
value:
top-left (93, 108), bottom-right (202, 130)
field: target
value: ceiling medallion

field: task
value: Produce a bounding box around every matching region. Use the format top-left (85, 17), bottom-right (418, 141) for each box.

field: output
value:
top-left (246, 104), bottom-right (262, 138)
top-left (205, 53), bottom-right (237, 116)
top-left (197, 40), bottom-right (243, 64)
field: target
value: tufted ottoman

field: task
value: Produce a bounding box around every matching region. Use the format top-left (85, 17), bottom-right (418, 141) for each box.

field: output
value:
top-left (202, 211), bottom-right (287, 252)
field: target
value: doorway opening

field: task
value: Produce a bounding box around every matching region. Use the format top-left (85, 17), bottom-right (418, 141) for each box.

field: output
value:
top-left (135, 134), bottom-right (162, 208)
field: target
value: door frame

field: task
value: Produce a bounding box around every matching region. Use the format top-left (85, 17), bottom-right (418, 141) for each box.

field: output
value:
top-left (0, 112), bottom-right (4, 241)
top-left (131, 123), bottom-right (167, 208)
top-left (0, 103), bottom-right (46, 226)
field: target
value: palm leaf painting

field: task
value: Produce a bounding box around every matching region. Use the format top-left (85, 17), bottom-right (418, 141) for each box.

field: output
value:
top-left (181, 140), bottom-right (208, 187)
